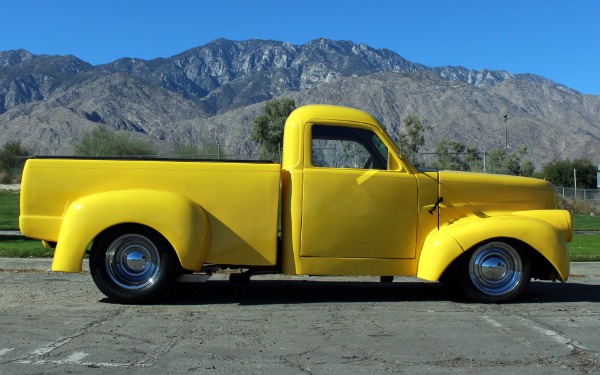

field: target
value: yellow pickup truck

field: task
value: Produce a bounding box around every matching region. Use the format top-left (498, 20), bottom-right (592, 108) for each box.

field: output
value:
top-left (19, 105), bottom-right (572, 303)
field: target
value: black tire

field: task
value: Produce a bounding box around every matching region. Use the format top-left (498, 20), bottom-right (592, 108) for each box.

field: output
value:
top-left (455, 240), bottom-right (531, 303)
top-left (89, 225), bottom-right (178, 304)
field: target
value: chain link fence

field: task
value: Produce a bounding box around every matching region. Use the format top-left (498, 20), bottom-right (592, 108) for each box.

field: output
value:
top-left (555, 187), bottom-right (600, 206)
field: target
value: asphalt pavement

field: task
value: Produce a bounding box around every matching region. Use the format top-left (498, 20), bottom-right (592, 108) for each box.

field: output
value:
top-left (1, 261), bottom-right (600, 374)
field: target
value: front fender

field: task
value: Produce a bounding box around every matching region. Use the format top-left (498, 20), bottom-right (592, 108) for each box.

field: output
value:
top-left (417, 230), bottom-right (464, 281)
top-left (417, 211), bottom-right (571, 282)
top-left (52, 189), bottom-right (210, 273)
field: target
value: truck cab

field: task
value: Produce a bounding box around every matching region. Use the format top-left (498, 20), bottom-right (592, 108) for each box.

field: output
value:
top-left (280, 106), bottom-right (435, 277)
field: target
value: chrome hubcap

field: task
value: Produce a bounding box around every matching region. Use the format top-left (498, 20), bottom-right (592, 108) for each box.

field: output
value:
top-left (469, 242), bottom-right (522, 296)
top-left (105, 234), bottom-right (161, 289)
top-left (480, 256), bottom-right (507, 280)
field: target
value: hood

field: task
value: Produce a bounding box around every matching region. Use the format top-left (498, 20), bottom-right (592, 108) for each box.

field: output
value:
top-left (437, 171), bottom-right (558, 222)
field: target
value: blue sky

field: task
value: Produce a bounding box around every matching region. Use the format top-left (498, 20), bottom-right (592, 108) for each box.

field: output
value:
top-left (2, 0), bottom-right (599, 94)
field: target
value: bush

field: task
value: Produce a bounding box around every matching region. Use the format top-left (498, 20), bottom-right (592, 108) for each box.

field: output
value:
top-left (251, 98), bottom-right (296, 157)
top-left (0, 141), bottom-right (31, 183)
top-left (559, 197), bottom-right (600, 216)
top-left (75, 127), bottom-right (156, 157)
top-left (542, 159), bottom-right (596, 189)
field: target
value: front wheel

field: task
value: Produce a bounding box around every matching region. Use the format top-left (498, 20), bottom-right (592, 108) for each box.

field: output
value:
top-left (90, 225), bottom-right (177, 303)
top-left (456, 241), bottom-right (530, 303)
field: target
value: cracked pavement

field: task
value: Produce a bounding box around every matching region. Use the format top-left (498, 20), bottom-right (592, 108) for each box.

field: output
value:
top-left (0, 268), bottom-right (599, 374)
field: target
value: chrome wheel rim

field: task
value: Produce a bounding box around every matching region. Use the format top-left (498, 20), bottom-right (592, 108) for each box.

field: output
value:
top-left (469, 242), bottom-right (523, 296)
top-left (105, 234), bottom-right (161, 290)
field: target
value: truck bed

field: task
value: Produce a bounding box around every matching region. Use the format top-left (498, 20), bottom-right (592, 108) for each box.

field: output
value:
top-left (20, 157), bottom-right (281, 267)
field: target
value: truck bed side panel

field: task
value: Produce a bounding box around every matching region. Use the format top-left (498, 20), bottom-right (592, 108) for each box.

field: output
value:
top-left (20, 159), bottom-right (281, 267)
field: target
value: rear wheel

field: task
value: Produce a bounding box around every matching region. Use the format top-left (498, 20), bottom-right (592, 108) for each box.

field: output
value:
top-left (456, 241), bottom-right (530, 303)
top-left (90, 225), bottom-right (177, 303)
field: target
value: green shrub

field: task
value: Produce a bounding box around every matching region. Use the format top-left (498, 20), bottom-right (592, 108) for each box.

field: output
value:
top-left (559, 197), bottom-right (600, 216)
top-left (75, 127), bottom-right (156, 157)
top-left (0, 141), bottom-right (31, 183)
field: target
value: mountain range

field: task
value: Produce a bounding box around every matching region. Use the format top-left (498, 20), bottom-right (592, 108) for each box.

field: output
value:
top-left (1, 38), bottom-right (598, 168)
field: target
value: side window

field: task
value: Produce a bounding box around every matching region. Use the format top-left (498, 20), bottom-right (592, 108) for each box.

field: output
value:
top-left (311, 125), bottom-right (388, 170)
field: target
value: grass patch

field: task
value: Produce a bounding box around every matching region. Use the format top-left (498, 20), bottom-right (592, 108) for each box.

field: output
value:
top-left (0, 236), bottom-right (52, 258)
top-left (568, 235), bottom-right (600, 262)
top-left (0, 190), bottom-right (20, 230)
top-left (572, 214), bottom-right (600, 231)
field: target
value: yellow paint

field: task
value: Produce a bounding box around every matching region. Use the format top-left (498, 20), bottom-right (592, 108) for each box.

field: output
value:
top-left (20, 159), bottom-right (280, 272)
top-left (300, 168), bottom-right (418, 259)
top-left (430, 213), bottom-right (570, 281)
top-left (52, 190), bottom-right (210, 272)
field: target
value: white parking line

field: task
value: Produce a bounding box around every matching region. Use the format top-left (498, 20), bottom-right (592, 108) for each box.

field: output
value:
top-left (18, 357), bottom-right (134, 368)
top-left (62, 352), bottom-right (90, 363)
top-left (0, 348), bottom-right (14, 357)
top-left (517, 316), bottom-right (590, 351)
top-left (481, 314), bottom-right (533, 348)
top-left (31, 337), bottom-right (72, 356)
top-left (482, 315), bottom-right (503, 328)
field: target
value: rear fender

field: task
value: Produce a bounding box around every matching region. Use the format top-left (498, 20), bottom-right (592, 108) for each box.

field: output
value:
top-left (52, 189), bottom-right (210, 273)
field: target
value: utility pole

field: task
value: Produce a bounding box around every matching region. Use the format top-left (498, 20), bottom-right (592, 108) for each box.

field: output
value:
top-left (503, 114), bottom-right (509, 152)
top-left (574, 169), bottom-right (577, 198)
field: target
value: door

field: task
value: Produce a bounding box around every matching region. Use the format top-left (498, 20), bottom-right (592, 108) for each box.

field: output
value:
top-left (300, 124), bottom-right (419, 259)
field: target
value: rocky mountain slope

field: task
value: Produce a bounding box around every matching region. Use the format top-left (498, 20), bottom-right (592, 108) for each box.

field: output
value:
top-left (0, 38), bottom-right (598, 167)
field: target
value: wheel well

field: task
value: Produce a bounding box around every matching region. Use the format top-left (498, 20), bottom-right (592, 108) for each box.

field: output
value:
top-left (442, 237), bottom-right (556, 281)
top-left (490, 238), bottom-right (557, 281)
top-left (92, 223), bottom-right (177, 258)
